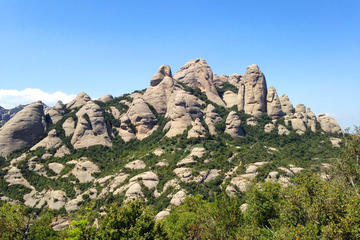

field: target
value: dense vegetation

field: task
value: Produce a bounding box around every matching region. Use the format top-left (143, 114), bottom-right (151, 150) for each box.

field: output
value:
top-left (0, 128), bottom-right (359, 240)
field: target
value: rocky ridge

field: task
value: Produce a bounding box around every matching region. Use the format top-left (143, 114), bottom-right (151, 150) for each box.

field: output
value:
top-left (0, 58), bottom-right (344, 224)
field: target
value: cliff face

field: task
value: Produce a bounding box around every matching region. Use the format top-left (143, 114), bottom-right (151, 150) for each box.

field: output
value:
top-left (0, 58), bottom-right (343, 219)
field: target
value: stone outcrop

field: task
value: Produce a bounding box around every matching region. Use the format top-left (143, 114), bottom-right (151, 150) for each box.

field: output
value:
top-left (278, 124), bottom-right (290, 135)
top-left (0, 101), bottom-right (47, 158)
top-left (204, 104), bottom-right (222, 135)
top-left (68, 159), bottom-right (100, 183)
top-left (187, 118), bottom-right (206, 138)
top-left (126, 98), bottom-right (158, 140)
top-left (238, 64), bottom-right (267, 117)
top-left (225, 111), bottom-right (244, 137)
top-left (71, 101), bottom-right (112, 149)
top-left (62, 117), bottom-right (76, 137)
top-left (264, 123), bottom-right (275, 133)
top-left (143, 65), bottom-right (175, 114)
top-left (318, 114), bottom-right (343, 135)
top-left (266, 87), bottom-right (283, 119)
top-left (47, 101), bottom-right (65, 124)
top-left (116, 115), bottom-right (136, 142)
top-left (30, 129), bottom-right (62, 151)
top-left (98, 94), bottom-right (113, 103)
top-left (280, 95), bottom-right (294, 115)
top-left (66, 92), bottom-right (91, 109)
top-left (164, 89), bottom-right (203, 137)
top-left (173, 58), bottom-right (225, 106)
top-left (125, 160), bottom-right (146, 170)
top-left (223, 91), bottom-right (239, 108)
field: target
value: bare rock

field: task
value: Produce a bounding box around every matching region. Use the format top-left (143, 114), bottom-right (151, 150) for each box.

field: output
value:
top-left (116, 115), bottom-right (136, 142)
top-left (280, 95), bottom-right (294, 115)
top-left (5, 166), bottom-right (33, 189)
top-left (54, 145), bottom-right (71, 158)
top-left (69, 159), bottom-right (100, 183)
top-left (240, 64), bottom-right (267, 117)
top-left (125, 160), bottom-right (146, 170)
top-left (187, 118), bottom-right (206, 138)
top-left (66, 92), bottom-right (91, 109)
top-left (278, 124), bottom-right (290, 135)
top-left (62, 117), bottom-right (76, 137)
top-left (98, 94), bottom-right (113, 103)
top-left (110, 106), bottom-right (122, 120)
top-left (246, 117), bottom-right (257, 126)
top-left (202, 169), bottom-right (220, 183)
top-left (164, 89), bottom-right (203, 137)
top-left (295, 104), bottom-right (306, 113)
top-left (71, 101), bottom-right (112, 149)
top-left (223, 90), bottom-right (239, 108)
top-left (143, 65), bottom-right (175, 114)
top-left (330, 137), bottom-right (341, 147)
top-left (48, 162), bottom-right (64, 174)
top-left (318, 114), bottom-right (343, 135)
top-left (126, 98), bottom-right (158, 140)
top-left (170, 190), bottom-right (187, 206)
top-left (173, 58), bottom-right (225, 106)
top-left (153, 148), bottom-right (165, 156)
top-left (177, 147), bottom-right (206, 166)
top-left (0, 102), bottom-right (47, 158)
top-left (125, 182), bottom-right (144, 201)
top-left (266, 87), bottom-right (283, 119)
top-left (225, 111), bottom-right (244, 137)
top-left (129, 171), bottom-right (159, 189)
top-left (155, 210), bottom-right (170, 220)
top-left (31, 129), bottom-right (62, 151)
top-left (264, 122), bottom-right (275, 133)
top-left (205, 104), bottom-right (222, 135)
top-left (47, 101), bottom-right (65, 124)
top-left (173, 167), bottom-right (192, 182)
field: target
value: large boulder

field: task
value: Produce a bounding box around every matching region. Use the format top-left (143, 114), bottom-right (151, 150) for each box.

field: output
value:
top-left (223, 91), bottom-right (239, 108)
top-left (173, 58), bottom-right (225, 106)
top-left (266, 86), bottom-right (283, 119)
top-left (225, 111), bottom-right (245, 137)
top-left (318, 114), bottom-right (343, 135)
top-left (30, 129), bottom-right (62, 151)
top-left (143, 65), bottom-right (175, 114)
top-left (0, 101), bottom-right (47, 158)
top-left (239, 64), bottom-right (267, 117)
top-left (71, 101), bottom-right (112, 149)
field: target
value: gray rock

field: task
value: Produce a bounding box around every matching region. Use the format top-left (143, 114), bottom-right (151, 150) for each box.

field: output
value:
top-left (143, 65), bottom-right (175, 114)
top-left (71, 101), bottom-right (112, 149)
top-left (0, 101), bottom-right (47, 158)
top-left (54, 145), bottom-right (70, 158)
top-left (225, 111), bottom-right (245, 137)
top-left (170, 190), bottom-right (187, 206)
top-left (240, 64), bottom-right (267, 117)
top-left (264, 122), bottom-right (275, 133)
top-left (69, 159), bottom-right (100, 183)
top-left (223, 90), bottom-right (239, 108)
top-left (173, 58), bottom-right (225, 106)
top-left (318, 114), bottom-right (343, 135)
top-left (278, 124), bottom-right (290, 135)
top-left (47, 101), bottom-right (65, 124)
top-left (30, 129), bottom-right (62, 151)
top-left (187, 118), bottom-right (206, 138)
top-left (295, 104), bottom-right (306, 113)
top-left (66, 92), bottom-right (91, 109)
top-left (48, 162), bottom-right (64, 174)
top-left (164, 89), bottom-right (203, 137)
top-left (246, 117), bottom-right (257, 126)
top-left (204, 104), bottom-right (222, 135)
top-left (126, 98), bottom-right (158, 140)
top-left (116, 115), bottom-right (136, 142)
top-left (62, 117), bottom-right (76, 137)
top-left (98, 94), bottom-right (113, 103)
top-left (280, 94), bottom-right (294, 115)
top-left (124, 160), bottom-right (146, 170)
top-left (266, 86), bottom-right (283, 119)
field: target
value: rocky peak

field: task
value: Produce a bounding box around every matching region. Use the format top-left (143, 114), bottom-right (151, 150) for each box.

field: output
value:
top-left (238, 64), bottom-right (267, 117)
top-left (150, 65), bottom-right (172, 87)
top-left (66, 92), bottom-right (91, 109)
top-left (280, 94), bottom-right (294, 115)
top-left (266, 86), bottom-right (283, 119)
top-left (173, 58), bottom-right (225, 106)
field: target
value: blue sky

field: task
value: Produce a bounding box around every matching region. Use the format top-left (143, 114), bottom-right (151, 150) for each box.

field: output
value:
top-left (0, 0), bottom-right (359, 129)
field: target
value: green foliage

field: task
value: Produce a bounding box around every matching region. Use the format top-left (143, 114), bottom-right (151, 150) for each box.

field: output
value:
top-left (216, 82), bottom-right (239, 98)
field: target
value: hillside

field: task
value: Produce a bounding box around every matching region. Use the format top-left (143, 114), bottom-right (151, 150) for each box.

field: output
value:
top-left (0, 58), bottom-right (346, 233)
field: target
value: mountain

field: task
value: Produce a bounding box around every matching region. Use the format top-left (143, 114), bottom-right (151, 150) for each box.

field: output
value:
top-left (0, 58), bottom-right (344, 230)
top-left (0, 104), bottom-right (25, 127)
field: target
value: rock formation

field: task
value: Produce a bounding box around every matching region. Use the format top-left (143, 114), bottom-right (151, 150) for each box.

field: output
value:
top-left (266, 86), bottom-right (283, 119)
top-left (173, 58), bottom-right (225, 106)
top-left (239, 64), bottom-right (267, 117)
top-left (318, 114), bottom-right (343, 135)
top-left (71, 101), bottom-right (112, 149)
top-left (0, 102), bottom-right (47, 158)
top-left (47, 101), bottom-right (65, 124)
top-left (225, 111), bottom-right (245, 137)
top-left (66, 92), bottom-right (91, 110)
